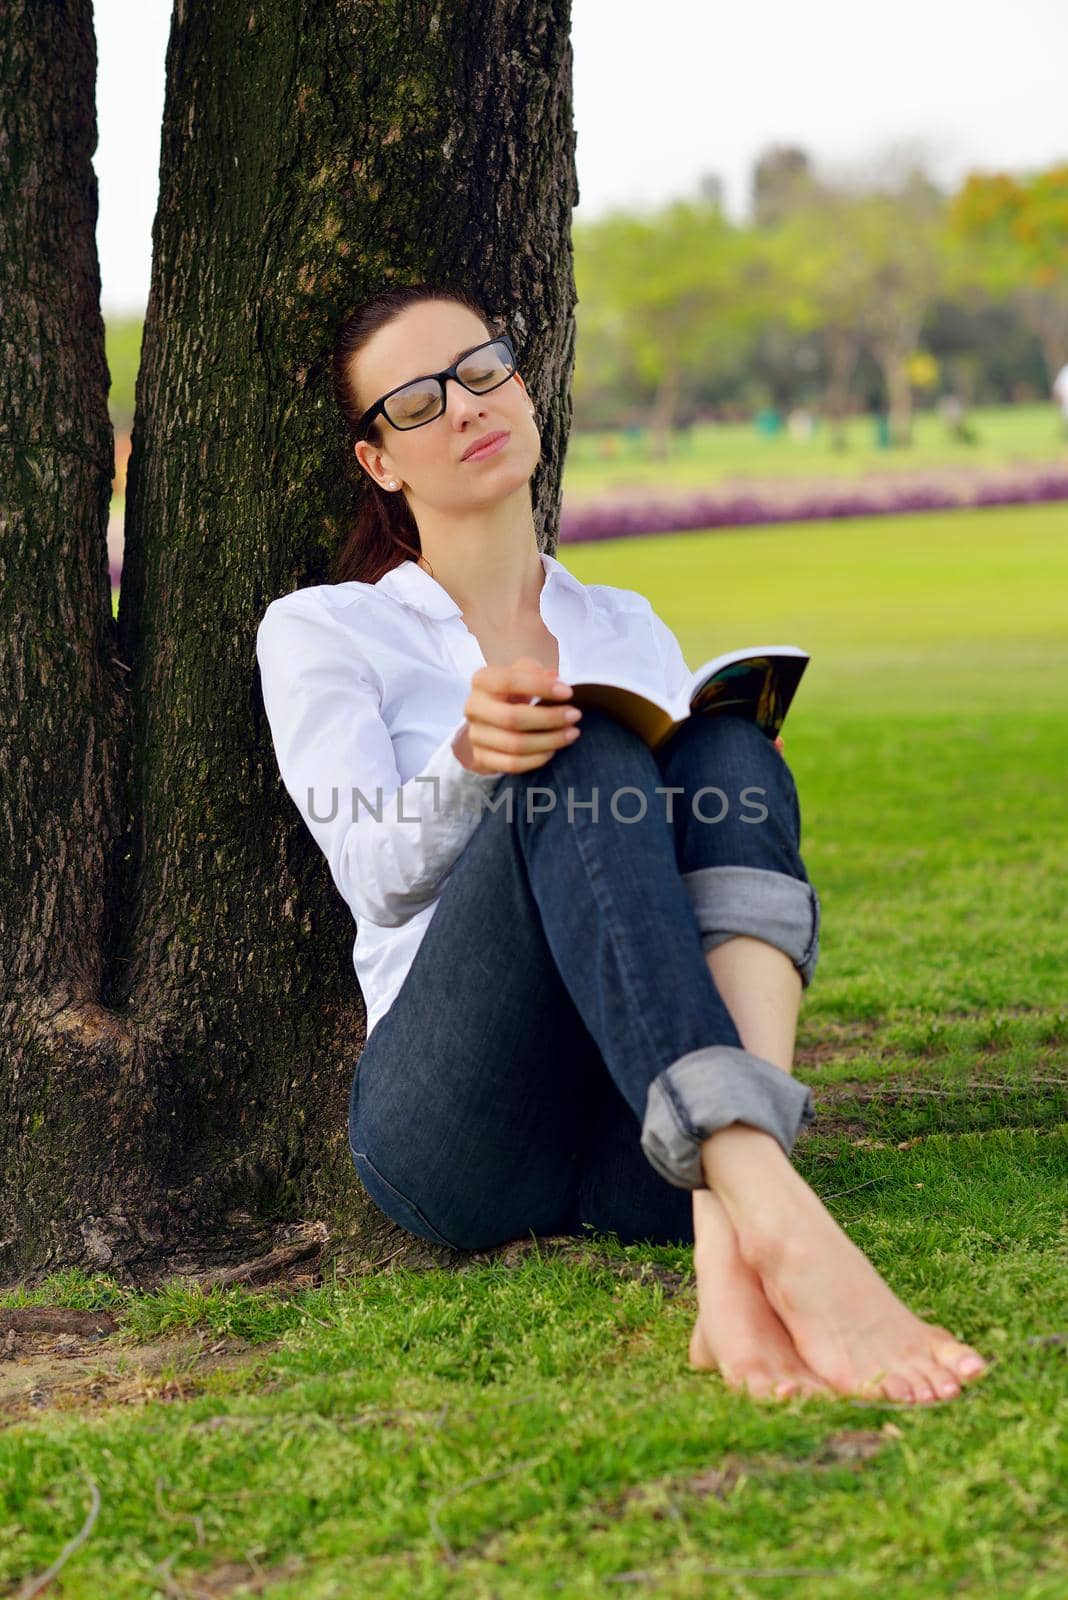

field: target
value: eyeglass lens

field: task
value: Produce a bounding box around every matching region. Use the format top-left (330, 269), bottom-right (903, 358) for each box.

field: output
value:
top-left (382, 339), bottom-right (515, 429)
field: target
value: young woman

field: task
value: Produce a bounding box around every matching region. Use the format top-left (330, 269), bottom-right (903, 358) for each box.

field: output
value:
top-left (256, 283), bottom-right (989, 1405)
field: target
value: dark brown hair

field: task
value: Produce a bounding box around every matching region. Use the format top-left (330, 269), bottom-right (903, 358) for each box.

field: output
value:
top-left (328, 283), bottom-right (504, 586)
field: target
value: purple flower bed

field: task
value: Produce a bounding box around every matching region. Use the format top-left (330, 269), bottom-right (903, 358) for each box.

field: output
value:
top-left (559, 470), bottom-right (1068, 545)
top-left (107, 468), bottom-right (1068, 590)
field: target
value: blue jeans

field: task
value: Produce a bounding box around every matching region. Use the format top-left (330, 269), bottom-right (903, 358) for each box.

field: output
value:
top-left (348, 708), bottom-right (821, 1252)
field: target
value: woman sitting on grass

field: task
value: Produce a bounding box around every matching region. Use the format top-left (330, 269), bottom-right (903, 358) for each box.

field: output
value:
top-left (256, 283), bottom-right (990, 1405)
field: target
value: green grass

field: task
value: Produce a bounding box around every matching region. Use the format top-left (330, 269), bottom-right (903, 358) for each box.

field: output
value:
top-left (563, 403), bottom-right (1068, 496)
top-left (11, 501), bottom-right (1068, 1596)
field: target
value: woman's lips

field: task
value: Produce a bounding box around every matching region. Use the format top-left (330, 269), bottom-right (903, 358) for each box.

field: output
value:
top-left (462, 430), bottom-right (510, 462)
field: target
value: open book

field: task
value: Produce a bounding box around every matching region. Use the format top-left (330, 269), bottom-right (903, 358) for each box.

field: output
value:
top-left (536, 646), bottom-right (810, 754)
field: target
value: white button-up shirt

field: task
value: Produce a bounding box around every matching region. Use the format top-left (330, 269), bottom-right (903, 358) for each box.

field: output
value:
top-left (256, 550), bottom-right (693, 1039)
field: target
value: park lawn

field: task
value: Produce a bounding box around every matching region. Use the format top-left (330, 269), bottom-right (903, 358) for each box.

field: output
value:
top-left (563, 402), bottom-right (1067, 496)
top-left (8, 502), bottom-right (1067, 1597)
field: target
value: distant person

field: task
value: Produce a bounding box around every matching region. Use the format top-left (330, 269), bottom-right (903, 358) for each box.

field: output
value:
top-left (1052, 362), bottom-right (1068, 438)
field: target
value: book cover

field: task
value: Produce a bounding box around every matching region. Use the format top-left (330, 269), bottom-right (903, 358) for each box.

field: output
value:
top-left (538, 646), bottom-right (810, 754)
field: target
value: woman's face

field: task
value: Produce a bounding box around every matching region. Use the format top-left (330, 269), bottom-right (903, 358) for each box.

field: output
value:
top-left (350, 301), bottom-right (541, 512)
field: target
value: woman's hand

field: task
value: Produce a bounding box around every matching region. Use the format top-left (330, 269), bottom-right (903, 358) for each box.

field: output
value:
top-left (451, 657), bottom-right (786, 772)
top-left (453, 658), bottom-right (583, 775)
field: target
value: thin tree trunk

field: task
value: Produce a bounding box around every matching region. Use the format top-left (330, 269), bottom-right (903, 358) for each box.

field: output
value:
top-left (871, 333), bottom-right (916, 448)
top-left (646, 354), bottom-right (682, 460)
top-left (1, 0), bottom-right (579, 1284)
top-left (885, 354), bottom-right (914, 448)
top-left (823, 326), bottom-right (860, 451)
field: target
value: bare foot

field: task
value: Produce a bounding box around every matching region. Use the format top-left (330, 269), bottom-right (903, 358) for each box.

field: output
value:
top-left (734, 1187), bottom-right (990, 1405)
top-left (688, 1189), bottom-right (834, 1402)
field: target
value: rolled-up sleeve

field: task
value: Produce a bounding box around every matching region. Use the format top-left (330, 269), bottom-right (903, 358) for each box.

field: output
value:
top-left (256, 595), bottom-right (503, 928)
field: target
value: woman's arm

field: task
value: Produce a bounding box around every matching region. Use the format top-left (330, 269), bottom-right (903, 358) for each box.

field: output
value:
top-left (256, 594), bottom-right (503, 928)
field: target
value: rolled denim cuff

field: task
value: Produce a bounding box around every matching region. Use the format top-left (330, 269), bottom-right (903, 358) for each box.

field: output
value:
top-left (640, 1045), bottom-right (816, 1190)
top-left (682, 864), bottom-right (821, 989)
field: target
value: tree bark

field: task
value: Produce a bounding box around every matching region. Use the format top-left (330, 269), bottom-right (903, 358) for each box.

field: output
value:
top-left (0, 0), bottom-right (579, 1284)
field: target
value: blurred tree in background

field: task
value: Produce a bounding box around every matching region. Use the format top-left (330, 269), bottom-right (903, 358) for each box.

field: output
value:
top-left (567, 152), bottom-right (1067, 439)
top-left (950, 165), bottom-right (1068, 386)
top-left (751, 145), bottom-right (814, 228)
top-left (573, 202), bottom-right (774, 455)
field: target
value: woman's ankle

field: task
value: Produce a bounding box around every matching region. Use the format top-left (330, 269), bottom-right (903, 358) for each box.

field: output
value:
top-left (698, 1122), bottom-right (791, 1192)
top-left (699, 1123), bottom-right (817, 1266)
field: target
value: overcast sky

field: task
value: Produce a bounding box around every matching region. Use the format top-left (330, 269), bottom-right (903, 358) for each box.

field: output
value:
top-left (94, 0), bottom-right (1067, 316)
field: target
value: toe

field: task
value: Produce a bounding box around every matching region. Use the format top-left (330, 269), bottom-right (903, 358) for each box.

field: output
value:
top-left (932, 1330), bottom-right (988, 1380)
top-left (949, 1349), bottom-right (988, 1381)
top-left (906, 1370), bottom-right (939, 1405)
top-left (743, 1369), bottom-right (784, 1400)
top-left (879, 1370), bottom-right (915, 1404)
top-left (930, 1362), bottom-right (962, 1400)
top-left (732, 1367), bottom-right (806, 1402)
top-left (797, 1372), bottom-right (835, 1399)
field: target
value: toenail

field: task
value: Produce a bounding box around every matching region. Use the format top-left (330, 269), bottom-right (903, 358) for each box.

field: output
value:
top-left (960, 1358), bottom-right (985, 1375)
top-left (939, 1380), bottom-right (959, 1396)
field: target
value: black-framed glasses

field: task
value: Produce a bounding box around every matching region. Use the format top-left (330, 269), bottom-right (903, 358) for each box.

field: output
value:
top-left (354, 333), bottom-right (518, 443)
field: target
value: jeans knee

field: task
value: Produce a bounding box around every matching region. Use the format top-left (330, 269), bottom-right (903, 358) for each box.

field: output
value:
top-left (662, 715), bottom-right (800, 846)
top-left (499, 704), bottom-right (660, 820)
top-left (662, 712), bottom-right (781, 784)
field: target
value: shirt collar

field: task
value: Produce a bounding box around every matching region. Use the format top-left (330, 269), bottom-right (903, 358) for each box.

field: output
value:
top-left (374, 549), bottom-right (589, 620)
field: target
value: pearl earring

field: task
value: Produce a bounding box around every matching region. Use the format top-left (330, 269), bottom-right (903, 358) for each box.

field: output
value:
top-left (388, 480), bottom-right (398, 489)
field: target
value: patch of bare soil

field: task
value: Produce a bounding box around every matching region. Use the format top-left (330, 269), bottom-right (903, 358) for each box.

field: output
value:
top-left (0, 1221), bottom-right (333, 1426)
top-left (0, 1320), bottom-right (284, 1427)
top-left (153, 1553), bottom-right (308, 1597)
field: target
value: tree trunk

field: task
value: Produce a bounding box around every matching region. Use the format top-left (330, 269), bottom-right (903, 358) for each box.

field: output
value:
top-left (871, 336), bottom-right (915, 449)
top-left (0, 0), bottom-right (579, 1285)
top-left (823, 326), bottom-right (860, 451)
top-left (646, 353), bottom-right (682, 461)
top-left (885, 354), bottom-right (914, 448)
